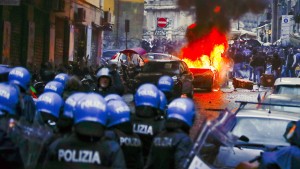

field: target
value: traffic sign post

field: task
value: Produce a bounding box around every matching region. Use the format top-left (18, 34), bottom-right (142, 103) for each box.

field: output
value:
top-left (157, 17), bottom-right (168, 28)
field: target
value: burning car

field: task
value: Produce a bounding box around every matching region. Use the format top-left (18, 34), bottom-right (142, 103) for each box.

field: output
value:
top-left (134, 55), bottom-right (194, 98)
top-left (189, 66), bottom-right (219, 91)
top-left (180, 27), bottom-right (228, 92)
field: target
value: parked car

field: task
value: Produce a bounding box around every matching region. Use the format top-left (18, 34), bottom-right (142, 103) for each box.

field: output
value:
top-left (185, 101), bottom-right (300, 169)
top-left (190, 66), bottom-right (219, 91)
top-left (134, 57), bottom-right (194, 98)
top-left (273, 77), bottom-right (300, 95)
top-left (262, 94), bottom-right (300, 113)
top-left (102, 49), bottom-right (123, 61)
top-left (108, 47), bottom-right (146, 67)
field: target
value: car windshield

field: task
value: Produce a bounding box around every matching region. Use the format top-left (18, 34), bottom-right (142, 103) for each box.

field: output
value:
top-left (232, 117), bottom-right (290, 146)
top-left (142, 62), bottom-right (180, 74)
top-left (275, 85), bottom-right (300, 95)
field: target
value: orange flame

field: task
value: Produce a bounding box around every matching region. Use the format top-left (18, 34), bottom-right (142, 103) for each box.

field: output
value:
top-left (183, 44), bottom-right (225, 71)
top-left (180, 26), bottom-right (230, 86)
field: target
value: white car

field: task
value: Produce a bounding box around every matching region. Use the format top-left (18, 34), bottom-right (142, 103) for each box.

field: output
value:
top-left (273, 77), bottom-right (300, 95)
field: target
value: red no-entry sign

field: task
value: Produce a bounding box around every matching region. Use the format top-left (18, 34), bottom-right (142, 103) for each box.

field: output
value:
top-left (157, 18), bottom-right (168, 28)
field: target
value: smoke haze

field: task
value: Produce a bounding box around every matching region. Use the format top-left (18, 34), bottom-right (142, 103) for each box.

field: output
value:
top-left (177, 0), bottom-right (270, 41)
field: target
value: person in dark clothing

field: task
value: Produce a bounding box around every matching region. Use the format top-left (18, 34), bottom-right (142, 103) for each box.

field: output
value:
top-left (0, 83), bottom-right (24, 169)
top-left (251, 50), bottom-right (266, 86)
top-left (40, 62), bottom-right (55, 83)
top-left (271, 53), bottom-right (282, 79)
top-left (285, 48), bottom-right (295, 77)
top-left (42, 93), bottom-right (126, 169)
top-left (43, 80), bottom-right (65, 96)
top-left (232, 48), bottom-right (245, 78)
top-left (58, 92), bottom-right (86, 135)
top-left (236, 120), bottom-right (300, 169)
top-left (158, 90), bottom-right (167, 118)
top-left (8, 67), bottom-right (36, 124)
top-left (132, 83), bottom-right (165, 164)
top-left (105, 99), bottom-right (144, 169)
top-left (53, 73), bottom-right (69, 88)
top-left (95, 67), bottom-right (124, 97)
top-left (36, 93), bottom-right (85, 169)
top-left (157, 75), bottom-right (176, 103)
top-left (34, 91), bottom-right (64, 169)
top-left (62, 75), bottom-right (83, 100)
top-left (292, 48), bottom-right (300, 77)
top-left (144, 98), bottom-right (195, 169)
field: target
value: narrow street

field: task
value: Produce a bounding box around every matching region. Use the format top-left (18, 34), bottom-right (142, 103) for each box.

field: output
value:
top-left (190, 81), bottom-right (272, 139)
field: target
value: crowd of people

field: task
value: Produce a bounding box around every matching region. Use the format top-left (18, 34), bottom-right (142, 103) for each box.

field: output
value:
top-left (1, 42), bottom-right (300, 168)
top-left (229, 42), bottom-right (300, 86)
top-left (0, 65), bottom-right (197, 169)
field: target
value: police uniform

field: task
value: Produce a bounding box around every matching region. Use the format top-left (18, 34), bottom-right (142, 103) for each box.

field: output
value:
top-left (42, 133), bottom-right (126, 169)
top-left (106, 129), bottom-right (143, 169)
top-left (0, 83), bottom-right (25, 169)
top-left (0, 129), bottom-right (24, 169)
top-left (258, 120), bottom-right (300, 169)
top-left (144, 129), bottom-right (193, 169)
top-left (132, 114), bottom-right (165, 162)
top-left (144, 98), bottom-right (196, 169)
top-left (132, 83), bottom-right (166, 162)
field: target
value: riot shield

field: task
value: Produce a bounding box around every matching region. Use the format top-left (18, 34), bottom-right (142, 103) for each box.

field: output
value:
top-left (7, 118), bottom-right (54, 169)
top-left (184, 108), bottom-right (239, 169)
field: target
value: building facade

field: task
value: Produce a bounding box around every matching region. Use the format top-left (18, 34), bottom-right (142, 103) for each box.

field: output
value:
top-left (143, 0), bottom-right (195, 41)
top-left (103, 0), bottom-right (144, 50)
top-left (0, 0), bottom-right (107, 68)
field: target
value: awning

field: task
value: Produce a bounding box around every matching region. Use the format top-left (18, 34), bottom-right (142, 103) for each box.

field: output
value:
top-left (120, 47), bottom-right (147, 56)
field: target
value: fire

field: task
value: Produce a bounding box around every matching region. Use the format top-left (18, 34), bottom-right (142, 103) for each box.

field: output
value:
top-left (180, 26), bottom-right (228, 72)
top-left (180, 25), bottom-right (230, 88)
top-left (183, 44), bottom-right (225, 71)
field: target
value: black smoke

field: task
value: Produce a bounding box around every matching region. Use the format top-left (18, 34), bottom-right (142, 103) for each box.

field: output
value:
top-left (177, 0), bottom-right (270, 41)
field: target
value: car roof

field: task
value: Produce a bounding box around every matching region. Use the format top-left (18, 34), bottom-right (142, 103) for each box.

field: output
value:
top-left (274, 77), bottom-right (300, 86)
top-left (146, 59), bottom-right (182, 63)
top-left (142, 53), bottom-right (181, 61)
top-left (264, 94), bottom-right (300, 104)
top-left (236, 108), bottom-right (300, 121)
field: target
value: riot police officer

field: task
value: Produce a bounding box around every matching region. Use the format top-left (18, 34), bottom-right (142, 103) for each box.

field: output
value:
top-left (106, 99), bottom-right (143, 169)
top-left (144, 98), bottom-right (196, 169)
top-left (0, 83), bottom-right (24, 169)
top-left (158, 90), bottom-right (167, 118)
top-left (57, 92), bottom-right (86, 135)
top-left (104, 93), bottom-right (123, 103)
top-left (42, 93), bottom-right (126, 169)
top-left (132, 83), bottom-right (165, 163)
top-left (54, 73), bottom-right (69, 88)
top-left (43, 81), bottom-right (65, 96)
top-left (8, 67), bottom-right (36, 124)
top-left (95, 67), bottom-right (124, 96)
top-left (236, 120), bottom-right (300, 169)
top-left (34, 91), bottom-right (64, 168)
top-left (157, 75), bottom-right (175, 103)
